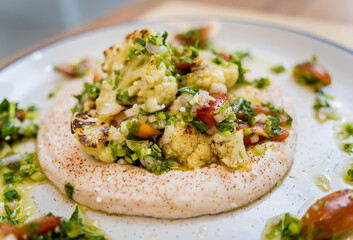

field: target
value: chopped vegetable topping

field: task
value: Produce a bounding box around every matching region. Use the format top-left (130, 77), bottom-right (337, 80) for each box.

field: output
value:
top-left (253, 77), bottom-right (271, 89)
top-left (64, 183), bottom-right (74, 200)
top-left (0, 206), bottom-right (107, 239)
top-left (293, 56), bottom-right (331, 91)
top-left (265, 213), bottom-right (302, 240)
top-left (253, 144), bottom-right (267, 156)
top-left (270, 65), bottom-right (286, 74)
top-left (0, 99), bottom-right (39, 144)
top-left (54, 58), bottom-right (93, 78)
top-left (343, 143), bottom-right (353, 155)
top-left (72, 81), bottom-right (102, 113)
top-left (338, 122), bottom-right (353, 140)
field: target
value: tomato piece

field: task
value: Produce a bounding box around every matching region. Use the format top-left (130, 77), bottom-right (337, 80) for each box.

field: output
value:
top-left (196, 93), bottom-right (229, 128)
top-left (15, 110), bottom-right (26, 121)
top-left (271, 129), bottom-right (289, 142)
top-left (293, 61), bottom-right (331, 86)
top-left (174, 25), bottom-right (210, 46)
top-left (252, 105), bottom-right (270, 115)
top-left (301, 189), bottom-right (353, 240)
top-left (0, 216), bottom-right (61, 239)
top-left (137, 121), bottom-right (162, 140)
top-left (176, 58), bottom-right (203, 72)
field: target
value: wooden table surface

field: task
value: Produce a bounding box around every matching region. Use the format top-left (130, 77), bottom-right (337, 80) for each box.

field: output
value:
top-left (1, 0), bottom-right (353, 69)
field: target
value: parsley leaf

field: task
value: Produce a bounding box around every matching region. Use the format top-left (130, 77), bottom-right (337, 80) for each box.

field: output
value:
top-left (254, 78), bottom-right (271, 89)
top-left (64, 183), bottom-right (74, 200)
top-left (178, 87), bottom-right (200, 96)
top-left (271, 65), bottom-right (286, 74)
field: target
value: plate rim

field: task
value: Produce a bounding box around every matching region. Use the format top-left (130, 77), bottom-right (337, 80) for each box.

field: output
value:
top-left (1, 17), bottom-right (353, 74)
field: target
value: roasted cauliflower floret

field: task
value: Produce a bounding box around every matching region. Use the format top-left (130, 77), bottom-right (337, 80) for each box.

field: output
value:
top-left (160, 123), bottom-right (216, 168)
top-left (96, 80), bottom-right (125, 116)
top-left (119, 56), bottom-right (178, 106)
top-left (71, 112), bottom-right (114, 163)
top-left (102, 29), bottom-right (152, 75)
top-left (211, 130), bottom-right (251, 170)
top-left (181, 65), bottom-right (238, 92)
top-left (101, 29), bottom-right (178, 107)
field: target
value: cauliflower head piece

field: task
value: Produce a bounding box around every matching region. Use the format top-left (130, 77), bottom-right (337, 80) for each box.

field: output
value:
top-left (180, 50), bottom-right (238, 91)
top-left (160, 123), bottom-right (216, 168)
top-left (211, 130), bottom-right (251, 170)
top-left (101, 29), bottom-right (178, 108)
top-left (71, 112), bottom-right (114, 163)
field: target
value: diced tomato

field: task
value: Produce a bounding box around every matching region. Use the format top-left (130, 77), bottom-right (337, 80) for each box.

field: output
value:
top-left (196, 93), bottom-right (229, 128)
top-left (15, 110), bottom-right (26, 121)
top-left (176, 58), bottom-right (203, 72)
top-left (0, 216), bottom-right (61, 239)
top-left (137, 121), bottom-right (162, 140)
top-left (293, 61), bottom-right (332, 85)
top-left (92, 68), bottom-right (103, 82)
top-left (271, 129), bottom-right (289, 142)
top-left (301, 189), bottom-right (353, 239)
top-left (251, 105), bottom-right (270, 115)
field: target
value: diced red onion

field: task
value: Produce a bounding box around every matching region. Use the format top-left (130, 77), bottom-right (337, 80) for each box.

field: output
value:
top-left (159, 124), bottom-right (175, 146)
top-left (205, 126), bottom-right (218, 135)
top-left (146, 43), bottom-right (160, 55)
top-left (1, 153), bottom-right (22, 165)
top-left (180, 96), bottom-right (187, 107)
top-left (249, 134), bottom-right (259, 143)
top-left (125, 105), bottom-right (139, 118)
top-left (141, 80), bottom-right (147, 88)
top-left (147, 115), bottom-right (157, 123)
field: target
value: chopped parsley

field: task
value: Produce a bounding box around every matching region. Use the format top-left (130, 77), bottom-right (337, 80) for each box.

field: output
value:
top-left (112, 70), bottom-right (122, 90)
top-left (72, 81), bottom-right (102, 113)
top-left (253, 144), bottom-right (267, 156)
top-left (265, 213), bottom-right (302, 240)
top-left (265, 116), bottom-right (282, 138)
top-left (338, 122), bottom-right (353, 140)
top-left (64, 183), bottom-right (74, 200)
top-left (229, 97), bottom-right (254, 122)
top-left (214, 103), bottom-right (227, 114)
top-left (190, 118), bottom-right (209, 132)
top-left (116, 89), bottom-right (131, 103)
top-left (126, 120), bottom-right (142, 139)
top-left (270, 65), bottom-right (286, 74)
top-left (343, 143), bottom-right (353, 155)
top-left (347, 168), bottom-right (353, 181)
top-left (4, 188), bottom-right (21, 202)
top-left (0, 99), bottom-right (38, 144)
top-left (178, 87), bottom-right (200, 96)
top-left (254, 78), bottom-right (271, 89)
top-left (262, 101), bottom-right (293, 127)
top-left (231, 51), bottom-right (251, 61)
top-left (216, 113), bottom-right (236, 133)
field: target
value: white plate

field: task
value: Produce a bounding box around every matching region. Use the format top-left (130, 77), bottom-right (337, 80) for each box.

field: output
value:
top-left (1, 18), bottom-right (353, 240)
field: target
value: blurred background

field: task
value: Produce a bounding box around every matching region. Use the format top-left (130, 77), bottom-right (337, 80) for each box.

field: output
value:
top-left (0, 0), bottom-right (135, 62)
top-left (1, 0), bottom-right (353, 65)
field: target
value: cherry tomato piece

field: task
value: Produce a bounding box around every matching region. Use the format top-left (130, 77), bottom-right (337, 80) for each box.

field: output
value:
top-left (137, 121), bottom-right (162, 140)
top-left (293, 62), bottom-right (331, 86)
top-left (0, 216), bottom-right (61, 239)
top-left (176, 58), bottom-right (203, 72)
top-left (301, 189), bottom-right (353, 240)
top-left (196, 93), bottom-right (229, 128)
top-left (271, 129), bottom-right (289, 142)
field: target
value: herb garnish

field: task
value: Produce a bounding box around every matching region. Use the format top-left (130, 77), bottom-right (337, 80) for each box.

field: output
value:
top-left (64, 183), bottom-right (74, 200)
